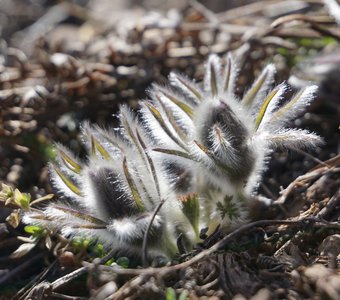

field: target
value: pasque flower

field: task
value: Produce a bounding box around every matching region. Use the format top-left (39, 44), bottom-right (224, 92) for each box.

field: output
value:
top-left (23, 54), bottom-right (322, 258)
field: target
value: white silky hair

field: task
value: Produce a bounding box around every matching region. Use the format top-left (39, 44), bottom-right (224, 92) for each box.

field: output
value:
top-left (267, 85), bottom-right (318, 130)
top-left (256, 83), bottom-right (288, 131)
top-left (246, 64), bottom-right (276, 114)
top-left (48, 163), bottom-right (83, 202)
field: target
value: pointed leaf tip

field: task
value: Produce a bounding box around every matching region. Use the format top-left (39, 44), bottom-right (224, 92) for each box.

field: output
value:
top-left (59, 149), bottom-right (82, 174)
top-left (145, 102), bottom-right (188, 150)
top-left (255, 84), bottom-right (285, 130)
top-left (243, 64), bottom-right (276, 107)
top-left (90, 135), bottom-right (111, 160)
top-left (122, 157), bottom-right (144, 212)
top-left (205, 55), bottom-right (221, 97)
top-left (169, 73), bottom-right (203, 103)
top-left (53, 164), bottom-right (83, 196)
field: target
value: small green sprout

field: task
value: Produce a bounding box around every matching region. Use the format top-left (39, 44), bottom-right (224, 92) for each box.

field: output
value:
top-left (14, 189), bottom-right (31, 210)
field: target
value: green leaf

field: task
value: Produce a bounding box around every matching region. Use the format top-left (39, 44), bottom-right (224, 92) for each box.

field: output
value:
top-left (14, 189), bottom-right (31, 209)
top-left (90, 135), bottom-right (111, 160)
top-left (222, 55), bottom-right (232, 93)
top-left (154, 93), bottom-right (187, 140)
top-left (136, 130), bottom-right (161, 198)
top-left (72, 236), bottom-right (91, 249)
top-left (58, 149), bottom-right (82, 174)
top-left (120, 114), bottom-right (158, 201)
top-left (120, 115), bottom-right (153, 176)
top-left (178, 290), bottom-right (189, 300)
top-left (93, 243), bottom-right (104, 257)
top-left (254, 85), bottom-right (281, 130)
top-left (216, 195), bottom-right (239, 220)
top-left (166, 288), bottom-right (177, 300)
top-left (53, 165), bottom-right (83, 196)
top-left (24, 225), bottom-right (44, 236)
top-left (157, 89), bottom-right (194, 118)
top-left (123, 157), bottom-right (144, 212)
top-left (180, 193), bottom-right (200, 237)
top-left (30, 194), bottom-right (54, 206)
top-left (116, 257), bottom-right (129, 268)
top-left (153, 148), bottom-right (195, 161)
top-left (145, 103), bottom-right (187, 150)
top-left (210, 61), bottom-right (218, 97)
top-left (104, 258), bottom-right (115, 266)
top-left (120, 112), bottom-right (138, 146)
top-left (242, 66), bottom-right (273, 107)
top-left (270, 87), bottom-right (305, 122)
top-left (170, 74), bottom-right (203, 102)
top-left (52, 205), bottom-right (107, 226)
